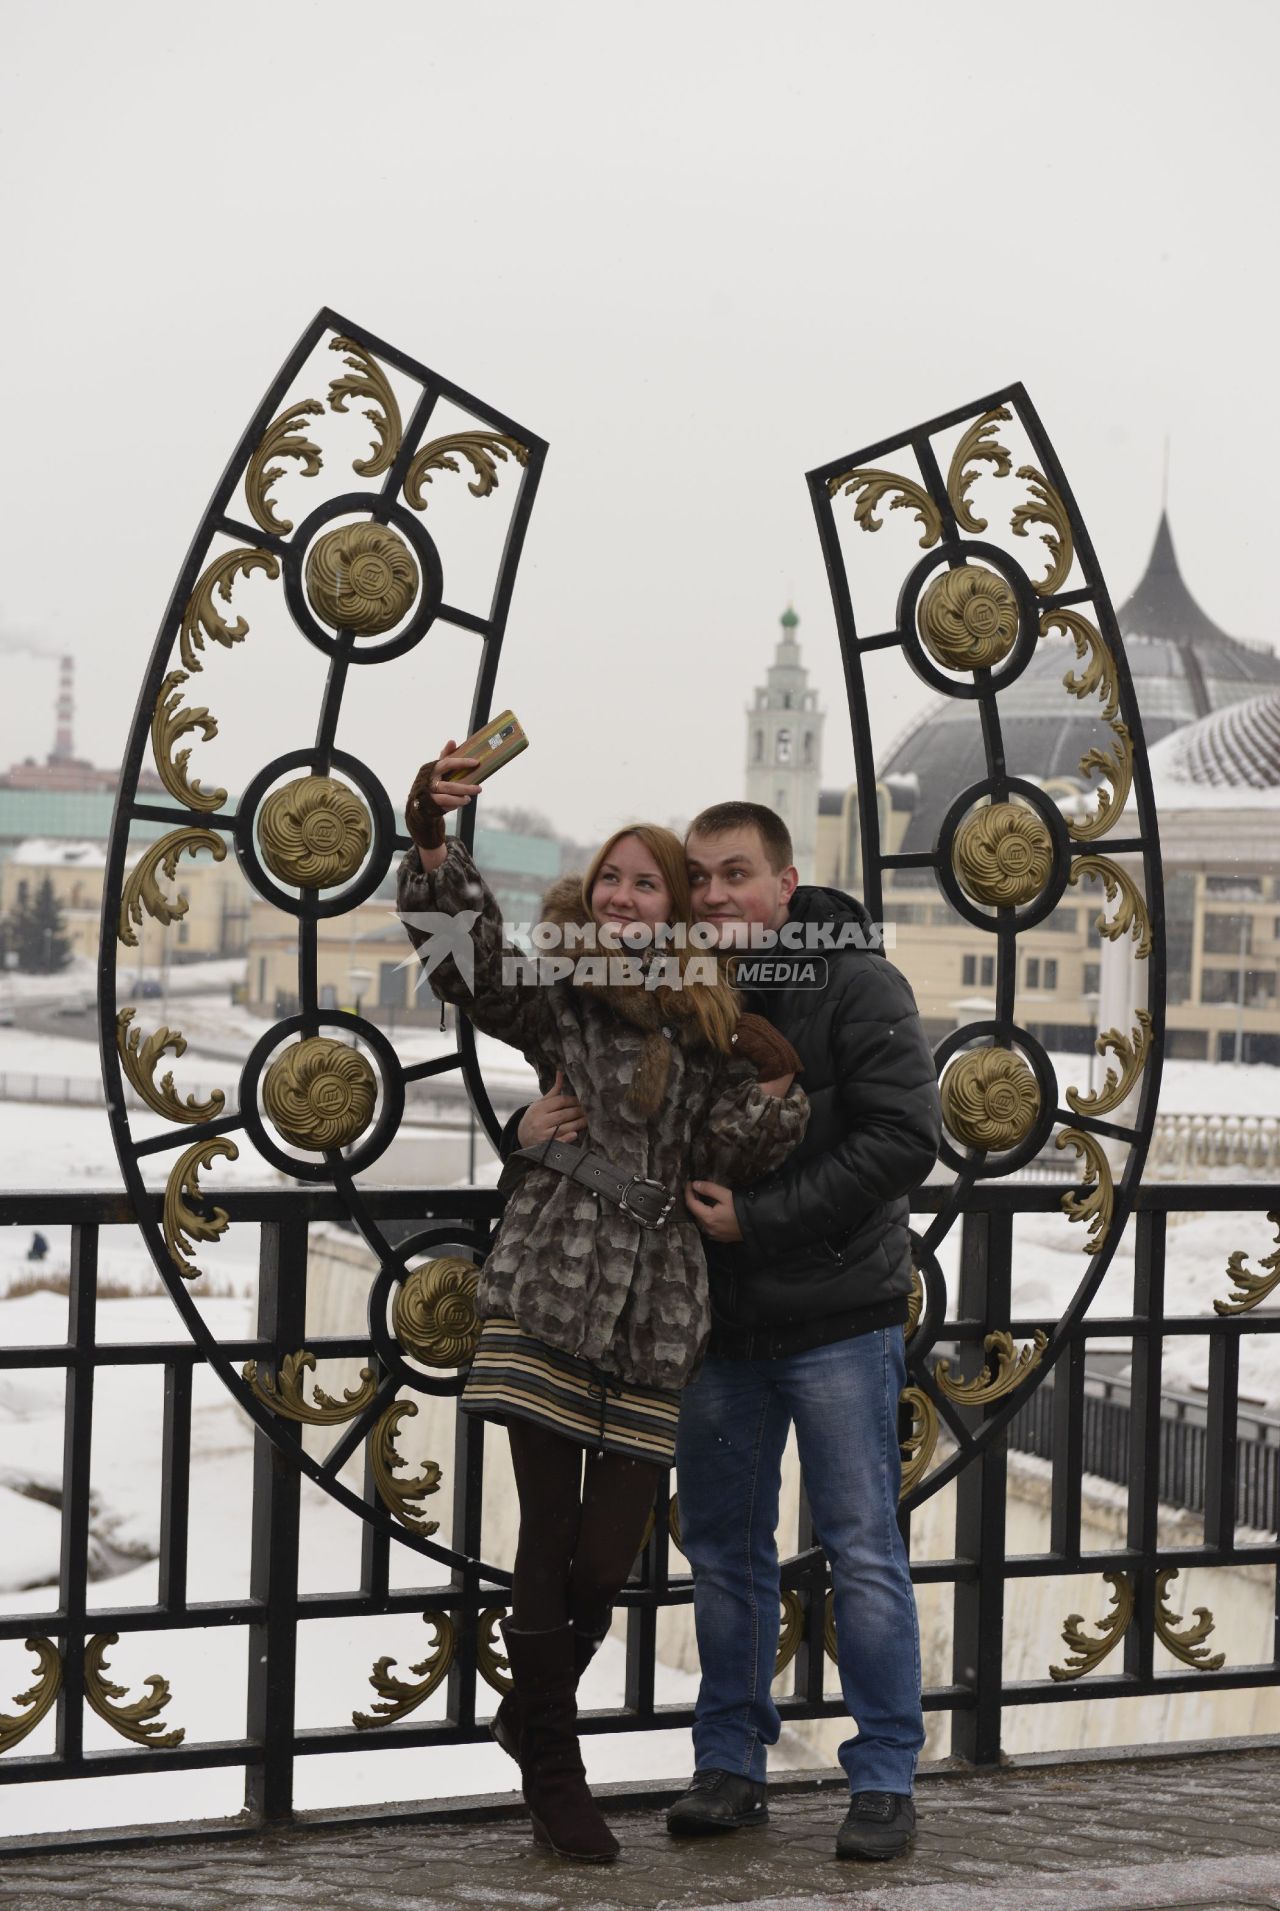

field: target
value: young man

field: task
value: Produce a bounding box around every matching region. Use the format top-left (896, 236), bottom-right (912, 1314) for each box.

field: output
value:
top-left (502, 802), bottom-right (941, 1861)
top-left (666, 801), bottom-right (940, 1861)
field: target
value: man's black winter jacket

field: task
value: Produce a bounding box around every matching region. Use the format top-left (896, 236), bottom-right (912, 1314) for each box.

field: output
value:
top-left (705, 880), bottom-right (941, 1359)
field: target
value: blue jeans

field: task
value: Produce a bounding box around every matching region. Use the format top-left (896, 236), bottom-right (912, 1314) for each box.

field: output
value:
top-left (675, 1329), bottom-right (924, 1794)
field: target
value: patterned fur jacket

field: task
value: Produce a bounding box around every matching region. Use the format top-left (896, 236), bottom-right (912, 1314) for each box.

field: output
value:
top-left (397, 840), bottom-right (809, 1389)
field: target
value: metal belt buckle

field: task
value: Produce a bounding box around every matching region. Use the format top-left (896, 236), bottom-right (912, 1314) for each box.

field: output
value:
top-left (620, 1175), bottom-right (675, 1229)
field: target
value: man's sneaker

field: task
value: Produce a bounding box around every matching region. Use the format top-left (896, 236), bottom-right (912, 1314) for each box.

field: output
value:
top-left (666, 1769), bottom-right (769, 1835)
top-left (835, 1790), bottom-right (916, 1860)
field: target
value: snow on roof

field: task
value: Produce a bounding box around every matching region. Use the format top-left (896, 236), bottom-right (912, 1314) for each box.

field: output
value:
top-left (6, 838), bottom-right (110, 868)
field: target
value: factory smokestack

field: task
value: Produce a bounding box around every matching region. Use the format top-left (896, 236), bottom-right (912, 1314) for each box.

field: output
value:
top-left (52, 655), bottom-right (75, 763)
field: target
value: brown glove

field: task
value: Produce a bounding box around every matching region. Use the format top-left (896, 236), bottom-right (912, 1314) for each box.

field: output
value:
top-left (732, 1012), bottom-right (804, 1078)
top-left (405, 760), bottom-right (447, 851)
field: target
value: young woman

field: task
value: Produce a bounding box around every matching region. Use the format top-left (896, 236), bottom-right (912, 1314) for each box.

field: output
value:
top-left (399, 740), bottom-right (808, 1864)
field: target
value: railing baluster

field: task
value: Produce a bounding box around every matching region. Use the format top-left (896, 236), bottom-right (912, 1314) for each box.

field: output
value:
top-left (245, 1218), bottom-right (307, 1823)
top-left (950, 1207), bottom-right (1010, 1765)
top-left (1126, 1210), bottom-right (1165, 1678)
top-left (56, 1223), bottom-right (97, 1763)
top-left (445, 1408), bottom-right (485, 1732)
top-left (360, 1445), bottom-right (390, 1603)
top-left (158, 1360), bottom-right (193, 1610)
top-left (1204, 1335), bottom-right (1240, 1553)
top-left (1050, 1339), bottom-right (1086, 1558)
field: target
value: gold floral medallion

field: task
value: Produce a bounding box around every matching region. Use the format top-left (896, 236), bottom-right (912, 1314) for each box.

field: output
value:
top-left (305, 522), bottom-right (419, 635)
top-left (953, 802), bottom-right (1053, 907)
top-left (393, 1258), bottom-right (482, 1367)
top-left (918, 566), bottom-right (1019, 670)
top-left (259, 776), bottom-right (371, 888)
top-left (941, 1046), bottom-right (1041, 1150)
top-left (262, 1038), bottom-right (378, 1150)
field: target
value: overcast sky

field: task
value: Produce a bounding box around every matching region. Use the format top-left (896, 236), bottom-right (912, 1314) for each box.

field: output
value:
top-left (2, 0), bottom-right (1276, 845)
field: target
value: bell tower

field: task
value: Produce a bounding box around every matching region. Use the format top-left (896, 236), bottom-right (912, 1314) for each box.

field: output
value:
top-left (745, 607), bottom-right (824, 881)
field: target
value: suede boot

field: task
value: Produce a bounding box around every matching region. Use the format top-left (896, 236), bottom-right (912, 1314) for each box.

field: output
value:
top-left (491, 1613), bottom-right (610, 1766)
top-left (500, 1620), bottom-right (619, 1863)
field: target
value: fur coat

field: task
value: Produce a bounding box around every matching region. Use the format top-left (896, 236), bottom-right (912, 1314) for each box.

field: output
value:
top-left (396, 840), bottom-right (809, 1389)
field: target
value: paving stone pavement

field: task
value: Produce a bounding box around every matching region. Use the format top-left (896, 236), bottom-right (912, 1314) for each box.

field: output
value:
top-left (1, 1748), bottom-right (1278, 1911)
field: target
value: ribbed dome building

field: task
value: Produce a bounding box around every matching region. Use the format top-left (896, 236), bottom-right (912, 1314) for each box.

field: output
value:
top-left (1147, 689), bottom-right (1280, 795)
top-left (807, 513), bottom-right (1280, 1063)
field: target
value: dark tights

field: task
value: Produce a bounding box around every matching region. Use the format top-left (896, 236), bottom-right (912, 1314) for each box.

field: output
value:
top-left (507, 1418), bottom-right (665, 1632)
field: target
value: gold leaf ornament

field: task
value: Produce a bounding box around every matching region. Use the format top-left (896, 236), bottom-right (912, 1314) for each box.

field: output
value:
top-left (370, 1400), bottom-right (443, 1535)
top-left (918, 565), bottom-right (1020, 670)
top-left (353, 1612), bottom-right (456, 1729)
top-left (117, 1007), bottom-right (226, 1125)
top-left (242, 1349), bottom-right (377, 1424)
top-left (179, 547), bottom-right (280, 674)
top-left (952, 801), bottom-right (1053, 908)
top-left (947, 406), bottom-right (1014, 532)
top-left (1011, 465), bottom-right (1073, 595)
top-left (261, 1037), bottom-right (378, 1150)
top-left (84, 1633), bottom-right (184, 1747)
top-left (899, 1386), bottom-right (939, 1498)
top-left (162, 1136), bottom-right (239, 1281)
top-left (328, 336), bottom-right (403, 478)
top-left (1214, 1210), bottom-right (1280, 1316)
top-left (246, 399), bottom-right (324, 535)
top-left (1067, 723), bottom-right (1134, 843)
top-left (1066, 1010), bottom-right (1152, 1118)
top-left (151, 671), bottom-right (226, 813)
top-left (1154, 1568), bottom-right (1225, 1671)
top-left (476, 1607), bottom-right (513, 1694)
top-left (403, 431), bottom-right (530, 512)
top-left (1043, 608), bottom-right (1121, 722)
top-left (258, 775), bottom-right (371, 889)
top-left (393, 1258), bottom-right (482, 1367)
top-left (118, 828), bottom-right (227, 949)
top-left (825, 466), bottom-right (942, 548)
top-left (0, 1638), bottom-right (62, 1753)
top-left (934, 1328), bottom-right (1048, 1406)
top-left (305, 522), bottom-right (419, 635)
top-left (1055, 1128), bottom-right (1114, 1255)
top-left (1049, 1572), bottom-right (1133, 1680)
top-left (940, 1046), bottom-right (1041, 1151)
top-left (1067, 855), bottom-right (1152, 957)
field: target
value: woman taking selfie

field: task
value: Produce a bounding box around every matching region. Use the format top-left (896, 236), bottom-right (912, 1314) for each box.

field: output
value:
top-left (398, 738), bottom-right (808, 1864)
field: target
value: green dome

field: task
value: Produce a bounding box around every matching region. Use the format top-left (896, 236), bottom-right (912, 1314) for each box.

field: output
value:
top-left (780, 605), bottom-right (799, 629)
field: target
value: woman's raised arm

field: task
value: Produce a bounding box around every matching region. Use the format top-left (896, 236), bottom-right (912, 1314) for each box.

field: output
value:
top-left (398, 741), bottom-right (550, 1051)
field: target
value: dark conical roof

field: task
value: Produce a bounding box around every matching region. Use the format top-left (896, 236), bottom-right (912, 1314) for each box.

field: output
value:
top-left (1116, 512), bottom-right (1236, 660)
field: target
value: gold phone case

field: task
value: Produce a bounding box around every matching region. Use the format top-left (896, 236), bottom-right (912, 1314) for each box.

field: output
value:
top-left (439, 710), bottom-right (528, 785)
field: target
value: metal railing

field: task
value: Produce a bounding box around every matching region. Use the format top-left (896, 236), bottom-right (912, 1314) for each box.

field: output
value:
top-left (0, 1179), bottom-right (1277, 1845)
top-left (1006, 1365), bottom-right (1280, 1534)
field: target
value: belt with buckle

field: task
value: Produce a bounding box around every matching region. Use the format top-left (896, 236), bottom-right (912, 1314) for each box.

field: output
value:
top-left (512, 1138), bottom-right (676, 1229)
